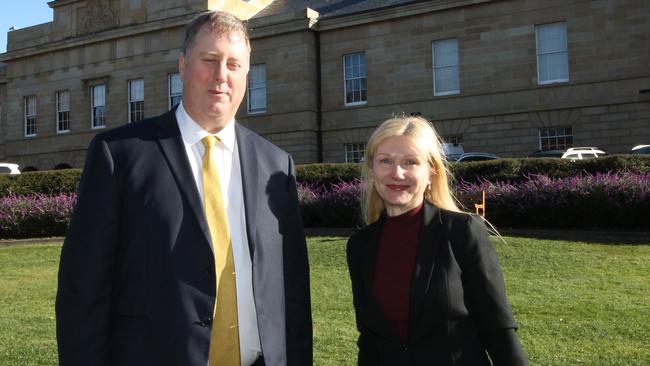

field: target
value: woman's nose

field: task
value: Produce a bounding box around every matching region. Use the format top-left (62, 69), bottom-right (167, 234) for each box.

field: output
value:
top-left (391, 164), bottom-right (406, 179)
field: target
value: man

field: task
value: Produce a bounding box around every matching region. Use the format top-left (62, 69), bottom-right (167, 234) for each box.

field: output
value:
top-left (56, 11), bottom-right (312, 366)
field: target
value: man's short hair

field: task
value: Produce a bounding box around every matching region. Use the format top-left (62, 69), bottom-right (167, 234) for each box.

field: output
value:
top-left (181, 10), bottom-right (250, 55)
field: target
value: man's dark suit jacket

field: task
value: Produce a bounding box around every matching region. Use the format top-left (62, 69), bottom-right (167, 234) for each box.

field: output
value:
top-left (347, 202), bottom-right (527, 365)
top-left (56, 109), bottom-right (312, 366)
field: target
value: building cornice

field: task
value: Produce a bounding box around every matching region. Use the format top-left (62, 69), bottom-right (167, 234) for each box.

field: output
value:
top-left (317, 0), bottom-right (494, 31)
top-left (248, 8), bottom-right (319, 39)
top-left (47, 0), bottom-right (84, 8)
top-left (0, 13), bottom-right (194, 62)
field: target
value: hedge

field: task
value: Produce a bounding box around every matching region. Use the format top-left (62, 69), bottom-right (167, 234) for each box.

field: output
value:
top-left (1, 156), bottom-right (649, 237)
top-left (456, 172), bottom-right (650, 230)
top-left (2, 156), bottom-right (649, 197)
top-left (0, 169), bottom-right (81, 197)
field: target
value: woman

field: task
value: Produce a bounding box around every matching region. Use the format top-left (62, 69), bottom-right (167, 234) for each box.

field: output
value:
top-left (347, 116), bottom-right (527, 365)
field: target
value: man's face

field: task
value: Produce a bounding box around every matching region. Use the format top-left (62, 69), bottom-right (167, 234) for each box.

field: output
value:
top-left (179, 26), bottom-right (250, 132)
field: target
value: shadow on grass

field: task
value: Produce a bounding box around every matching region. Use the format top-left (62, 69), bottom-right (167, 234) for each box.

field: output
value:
top-left (499, 228), bottom-right (650, 245)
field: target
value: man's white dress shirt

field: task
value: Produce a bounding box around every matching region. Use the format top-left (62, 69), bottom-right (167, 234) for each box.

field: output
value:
top-left (176, 102), bottom-right (262, 366)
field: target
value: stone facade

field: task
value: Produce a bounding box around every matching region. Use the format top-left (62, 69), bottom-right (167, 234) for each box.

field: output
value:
top-left (0, 0), bottom-right (648, 169)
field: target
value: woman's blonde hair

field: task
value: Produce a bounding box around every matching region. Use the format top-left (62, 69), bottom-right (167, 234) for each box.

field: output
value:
top-left (362, 115), bottom-right (461, 224)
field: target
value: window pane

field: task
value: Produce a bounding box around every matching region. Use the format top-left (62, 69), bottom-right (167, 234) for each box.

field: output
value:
top-left (537, 22), bottom-right (567, 54)
top-left (129, 79), bottom-right (144, 102)
top-left (93, 85), bottom-right (105, 106)
top-left (433, 39), bottom-right (460, 95)
top-left (248, 64), bottom-right (267, 113)
top-left (536, 22), bottom-right (568, 84)
top-left (344, 52), bottom-right (367, 104)
top-left (433, 39), bottom-right (459, 67)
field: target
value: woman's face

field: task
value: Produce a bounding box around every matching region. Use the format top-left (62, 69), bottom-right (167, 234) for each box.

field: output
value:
top-left (372, 135), bottom-right (432, 217)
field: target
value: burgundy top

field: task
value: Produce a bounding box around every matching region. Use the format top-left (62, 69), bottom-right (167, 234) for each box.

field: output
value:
top-left (372, 201), bottom-right (424, 342)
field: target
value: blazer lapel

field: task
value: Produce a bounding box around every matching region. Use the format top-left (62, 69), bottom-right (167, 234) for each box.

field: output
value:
top-left (408, 202), bottom-right (443, 336)
top-left (154, 110), bottom-right (212, 246)
top-left (235, 124), bottom-right (259, 256)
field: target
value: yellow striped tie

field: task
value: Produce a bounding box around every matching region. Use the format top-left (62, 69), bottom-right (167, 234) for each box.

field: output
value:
top-left (202, 136), bottom-right (240, 366)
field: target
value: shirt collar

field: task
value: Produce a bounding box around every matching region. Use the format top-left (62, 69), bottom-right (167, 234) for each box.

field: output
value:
top-left (175, 101), bottom-right (236, 152)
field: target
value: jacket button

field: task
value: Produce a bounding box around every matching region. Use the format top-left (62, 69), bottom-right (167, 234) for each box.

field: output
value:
top-left (199, 316), bottom-right (212, 327)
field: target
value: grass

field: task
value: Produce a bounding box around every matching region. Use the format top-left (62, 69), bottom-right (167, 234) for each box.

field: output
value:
top-left (1, 237), bottom-right (649, 365)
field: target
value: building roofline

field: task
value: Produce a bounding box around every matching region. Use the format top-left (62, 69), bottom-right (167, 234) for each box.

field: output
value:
top-left (0, 13), bottom-right (193, 62)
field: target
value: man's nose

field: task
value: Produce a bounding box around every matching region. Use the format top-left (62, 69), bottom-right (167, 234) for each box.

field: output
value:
top-left (214, 62), bottom-right (228, 83)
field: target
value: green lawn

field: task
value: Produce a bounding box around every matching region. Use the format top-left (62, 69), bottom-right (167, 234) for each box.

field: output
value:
top-left (1, 237), bottom-right (649, 365)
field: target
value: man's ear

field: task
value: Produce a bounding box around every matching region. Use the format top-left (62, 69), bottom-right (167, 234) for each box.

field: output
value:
top-left (178, 53), bottom-right (185, 81)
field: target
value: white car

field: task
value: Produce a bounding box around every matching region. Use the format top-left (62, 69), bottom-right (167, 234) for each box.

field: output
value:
top-left (456, 152), bottom-right (500, 162)
top-left (0, 163), bottom-right (21, 174)
top-left (631, 145), bottom-right (650, 155)
top-left (561, 147), bottom-right (606, 160)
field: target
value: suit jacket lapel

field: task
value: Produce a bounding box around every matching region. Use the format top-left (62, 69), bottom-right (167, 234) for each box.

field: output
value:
top-left (408, 202), bottom-right (443, 337)
top-left (235, 124), bottom-right (259, 256)
top-left (154, 110), bottom-right (212, 246)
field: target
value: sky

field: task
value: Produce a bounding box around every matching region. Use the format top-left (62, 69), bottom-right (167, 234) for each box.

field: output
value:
top-left (0, 1), bottom-right (53, 53)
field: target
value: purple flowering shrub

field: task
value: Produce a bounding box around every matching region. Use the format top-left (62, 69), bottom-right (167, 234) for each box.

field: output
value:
top-left (0, 172), bottom-right (647, 238)
top-left (456, 172), bottom-right (650, 229)
top-left (298, 172), bottom-right (649, 229)
top-left (298, 180), bottom-right (363, 227)
top-left (0, 193), bottom-right (76, 239)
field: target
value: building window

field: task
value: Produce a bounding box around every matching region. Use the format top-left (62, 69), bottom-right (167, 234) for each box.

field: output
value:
top-left (128, 79), bottom-right (144, 123)
top-left (343, 52), bottom-right (367, 105)
top-left (24, 95), bottom-right (37, 137)
top-left (56, 90), bottom-right (70, 133)
top-left (169, 73), bottom-right (182, 108)
top-left (432, 38), bottom-right (460, 96)
top-left (91, 84), bottom-right (106, 129)
top-left (536, 22), bottom-right (569, 84)
top-left (345, 143), bottom-right (365, 163)
top-left (248, 64), bottom-right (267, 114)
top-left (539, 127), bottom-right (573, 150)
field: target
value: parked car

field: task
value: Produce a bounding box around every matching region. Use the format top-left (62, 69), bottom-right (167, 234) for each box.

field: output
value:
top-left (0, 163), bottom-right (21, 174)
top-left (442, 143), bottom-right (465, 161)
top-left (528, 149), bottom-right (564, 158)
top-left (631, 145), bottom-right (650, 155)
top-left (456, 152), bottom-right (500, 162)
top-left (561, 147), bottom-right (606, 160)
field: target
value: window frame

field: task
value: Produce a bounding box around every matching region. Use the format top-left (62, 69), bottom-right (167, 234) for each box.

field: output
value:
top-left (56, 90), bottom-right (70, 134)
top-left (91, 84), bottom-right (106, 130)
top-left (168, 73), bottom-right (182, 109)
top-left (432, 38), bottom-right (460, 96)
top-left (128, 78), bottom-right (145, 123)
top-left (344, 142), bottom-right (366, 163)
top-left (535, 21), bottom-right (569, 85)
top-left (539, 126), bottom-right (573, 151)
top-left (24, 95), bottom-right (37, 137)
top-left (343, 52), bottom-right (367, 106)
top-left (247, 63), bottom-right (267, 114)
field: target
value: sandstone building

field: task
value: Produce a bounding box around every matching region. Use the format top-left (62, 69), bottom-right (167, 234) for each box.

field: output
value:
top-left (0, 0), bottom-right (648, 170)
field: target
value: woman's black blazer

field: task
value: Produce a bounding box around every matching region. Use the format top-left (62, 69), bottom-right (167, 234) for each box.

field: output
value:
top-left (347, 202), bottom-right (527, 365)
